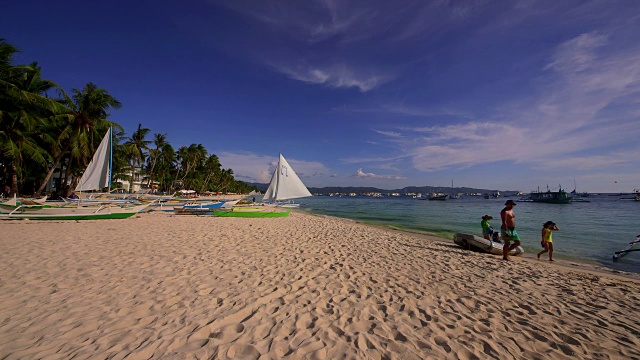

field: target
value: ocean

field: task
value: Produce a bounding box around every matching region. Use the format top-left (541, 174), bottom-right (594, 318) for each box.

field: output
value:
top-left (297, 194), bottom-right (640, 274)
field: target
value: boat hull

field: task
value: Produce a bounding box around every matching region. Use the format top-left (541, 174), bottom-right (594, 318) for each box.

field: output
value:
top-left (453, 233), bottom-right (524, 256)
top-left (213, 209), bottom-right (291, 218)
top-left (0, 204), bottom-right (147, 220)
top-left (182, 201), bottom-right (225, 209)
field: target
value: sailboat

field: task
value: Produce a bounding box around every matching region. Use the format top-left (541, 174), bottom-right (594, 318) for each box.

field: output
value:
top-left (261, 153), bottom-right (312, 207)
top-left (0, 128), bottom-right (148, 220)
top-left (214, 154), bottom-right (311, 217)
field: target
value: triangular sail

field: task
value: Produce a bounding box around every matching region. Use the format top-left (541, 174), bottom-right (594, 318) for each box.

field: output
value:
top-left (75, 128), bottom-right (112, 191)
top-left (262, 166), bottom-right (279, 201)
top-left (263, 154), bottom-right (312, 201)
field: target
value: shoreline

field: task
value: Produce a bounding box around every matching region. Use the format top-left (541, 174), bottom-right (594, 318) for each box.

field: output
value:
top-left (301, 210), bottom-right (640, 282)
top-left (1, 210), bottom-right (639, 358)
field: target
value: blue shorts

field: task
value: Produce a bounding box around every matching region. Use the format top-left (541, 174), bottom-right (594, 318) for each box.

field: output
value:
top-left (501, 227), bottom-right (520, 242)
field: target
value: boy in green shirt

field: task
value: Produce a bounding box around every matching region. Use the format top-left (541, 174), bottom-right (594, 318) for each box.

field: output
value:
top-left (481, 215), bottom-right (494, 240)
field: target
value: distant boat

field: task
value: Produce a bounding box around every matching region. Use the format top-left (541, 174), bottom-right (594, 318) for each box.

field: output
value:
top-left (571, 180), bottom-right (590, 198)
top-left (262, 153), bottom-right (312, 210)
top-left (528, 185), bottom-right (573, 204)
top-left (428, 193), bottom-right (449, 201)
top-left (449, 179), bottom-right (462, 199)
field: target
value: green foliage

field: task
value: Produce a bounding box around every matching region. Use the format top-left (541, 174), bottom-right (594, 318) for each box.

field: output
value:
top-left (0, 39), bottom-right (257, 196)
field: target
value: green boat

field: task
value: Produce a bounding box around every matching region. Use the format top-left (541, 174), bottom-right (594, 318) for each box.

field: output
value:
top-left (528, 185), bottom-right (573, 204)
top-left (0, 203), bottom-right (148, 220)
top-left (213, 209), bottom-right (291, 218)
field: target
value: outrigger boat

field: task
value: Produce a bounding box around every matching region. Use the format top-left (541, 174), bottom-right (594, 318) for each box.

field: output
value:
top-left (1, 128), bottom-right (149, 220)
top-left (261, 153), bottom-right (312, 206)
top-left (213, 208), bottom-right (291, 218)
top-left (0, 203), bottom-right (148, 220)
top-left (453, 232), bottom-right (524, 256)
top-left (613, 235), bottom-right (640, 261)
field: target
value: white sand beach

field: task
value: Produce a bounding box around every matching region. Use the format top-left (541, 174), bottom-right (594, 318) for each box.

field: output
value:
top-left (1, 211), bottom-right (639, 359)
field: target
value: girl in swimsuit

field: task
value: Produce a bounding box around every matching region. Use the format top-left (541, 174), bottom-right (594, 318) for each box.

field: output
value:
top-left (537, 221), bottom-right (559, 261)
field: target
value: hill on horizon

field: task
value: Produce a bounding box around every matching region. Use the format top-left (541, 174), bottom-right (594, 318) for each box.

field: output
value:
top-left (244, 182), bottom-right (509, 195)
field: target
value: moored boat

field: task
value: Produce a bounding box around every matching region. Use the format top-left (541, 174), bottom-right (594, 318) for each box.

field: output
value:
top-left (428, 193), bottom-right (448, 201)
top-left (528, 185), bottom-right (573, 204)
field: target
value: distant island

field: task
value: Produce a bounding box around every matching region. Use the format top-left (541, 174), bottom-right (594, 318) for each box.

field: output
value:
top-left (245, 183), bottom-right (517, 196)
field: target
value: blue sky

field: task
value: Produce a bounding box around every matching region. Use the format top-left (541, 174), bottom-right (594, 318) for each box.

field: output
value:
top-left (4, 0), bottom-right (640, 192)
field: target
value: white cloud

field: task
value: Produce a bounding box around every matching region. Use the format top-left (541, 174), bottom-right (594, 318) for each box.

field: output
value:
top-left (355, 168), bottom-right (406, 180)
top-left (217, 152), bottom-right (330, 183)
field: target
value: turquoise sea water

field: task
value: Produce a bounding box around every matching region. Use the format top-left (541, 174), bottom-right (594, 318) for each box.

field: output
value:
top-left (297, 195), bottom-right (640, 273)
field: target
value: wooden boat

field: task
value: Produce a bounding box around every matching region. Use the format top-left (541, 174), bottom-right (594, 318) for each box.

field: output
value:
top-left (213, 209), bottom-right (291, 218)
top-left (613, 235), bottom-right (640, 261)
top-left (453, 232), bottom-right (524, 256)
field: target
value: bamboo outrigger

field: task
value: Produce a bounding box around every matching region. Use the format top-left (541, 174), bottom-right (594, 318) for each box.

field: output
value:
top-left (613, 235), bottom-right (640, 261)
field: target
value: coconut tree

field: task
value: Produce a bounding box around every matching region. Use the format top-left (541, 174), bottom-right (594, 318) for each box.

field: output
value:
top-left (214, 168), bottom-right (235, 193)
top-left (175, 144), bottom-right (207, 190)
top-left (1, 40), bottom-right (65, 195)
top-left (146, 133), bottom-right (168, 190)
top-left (199, 154), bottom-right (221, 193)
top-left (123, 123), bottom-right (150, 192)
top-left (155, 142), bottom-right (175, 192)
top-left (35, 82), bottom-right (121, 195)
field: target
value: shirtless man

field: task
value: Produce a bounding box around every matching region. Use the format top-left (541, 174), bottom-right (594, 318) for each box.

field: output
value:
top-left (500, 200), bottom-right (520, 260)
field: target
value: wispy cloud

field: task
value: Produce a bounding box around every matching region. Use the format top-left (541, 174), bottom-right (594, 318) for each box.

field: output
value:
top-left (373, 129), bottom-right (403, 137)
top-left (213, 0), bottom-right (484, 91)
top-left (271, 63), bottom-right (392, 92)
top-left (370, 31), bottom-right (640, 172)
top-left (354, 168), bottom-right (406, 180)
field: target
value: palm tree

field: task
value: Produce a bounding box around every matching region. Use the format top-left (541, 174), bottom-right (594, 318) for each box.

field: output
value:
top-left (123, 123), bottom-right (150, 192)
top-left (200, 154), bottom-right (221, 193)
top-left (146, 133), bottom-right (168, 190)
top-left (176, 144), bottom-right (207, 190)
top-left (155, 142), bottom-right (175, 192)
top-left (1, 39), bottom-right (66, 195)
top-left (214, 168), bottom-right (235, 193)
top-left (35, 82), bottom-right (121, 195)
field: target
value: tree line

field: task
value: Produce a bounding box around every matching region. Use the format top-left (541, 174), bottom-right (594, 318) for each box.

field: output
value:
top-left (0, 39), bottom-right (257, 197)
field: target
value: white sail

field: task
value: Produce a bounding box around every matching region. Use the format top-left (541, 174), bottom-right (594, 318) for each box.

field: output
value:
top-left (262, 154), bottom-right (312, 201)
top-left (262, 165), bottom-right (279, 201)
top-left (75, 128), bottom-right (112, 192)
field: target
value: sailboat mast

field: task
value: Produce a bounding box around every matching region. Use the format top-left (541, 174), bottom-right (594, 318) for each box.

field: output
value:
top-left (108, 127), bottom-right (113, 191)
top-left (273, 154), bottom-right (281, 201)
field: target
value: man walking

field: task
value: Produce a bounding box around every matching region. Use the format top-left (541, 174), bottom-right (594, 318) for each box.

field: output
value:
top-left (500, 200), bottom-right (520, 260)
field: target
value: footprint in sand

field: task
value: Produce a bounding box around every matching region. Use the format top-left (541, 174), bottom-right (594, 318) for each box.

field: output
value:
top-left (433, 335), bottom-right (452, 353)
top-left (226, 343), bottom-right (261, 359)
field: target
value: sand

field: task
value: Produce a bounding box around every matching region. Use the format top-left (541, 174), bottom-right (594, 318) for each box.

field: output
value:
top-left (1, 211), bottom-right (639, 359)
